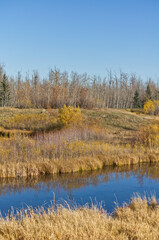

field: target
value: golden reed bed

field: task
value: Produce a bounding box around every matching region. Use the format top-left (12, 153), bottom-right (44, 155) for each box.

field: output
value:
top-left (0, 196), bottom-right (158, 240)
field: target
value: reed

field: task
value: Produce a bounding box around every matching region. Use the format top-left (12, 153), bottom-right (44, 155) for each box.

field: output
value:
top-left (0, 132), bottom-right (159, 178)
top-left (0, 196), bottom-right (158, 240)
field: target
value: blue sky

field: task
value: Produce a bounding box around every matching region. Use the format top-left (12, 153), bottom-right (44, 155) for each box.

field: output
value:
top-left (0, 0), bottom-right (159, 80)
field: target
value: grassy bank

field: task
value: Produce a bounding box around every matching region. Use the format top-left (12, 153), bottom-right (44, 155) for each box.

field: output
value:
top-left (0, 107), bottom-right (158, 178)
top-left (0, 196), bottom-right (158, 240)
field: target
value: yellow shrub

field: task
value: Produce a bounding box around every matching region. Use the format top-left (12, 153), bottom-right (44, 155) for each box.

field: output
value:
top-left (143, 100), bottom-right (155, 114)
top-left (143, 100), bottom-right (159, 115)
top-left (58, 105), bottom-right (82, 126)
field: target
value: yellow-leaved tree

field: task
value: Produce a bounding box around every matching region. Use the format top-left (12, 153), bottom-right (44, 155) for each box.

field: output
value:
top-left (58, 105), bottom-right (82, 126)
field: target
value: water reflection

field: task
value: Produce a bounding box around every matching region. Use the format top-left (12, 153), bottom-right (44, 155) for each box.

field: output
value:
top-left (0, 163), bottom-right (159, 214)
top-left (0, 163), bottom-right (159, 195)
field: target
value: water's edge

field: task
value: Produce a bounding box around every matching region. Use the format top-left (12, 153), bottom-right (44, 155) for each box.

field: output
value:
top-left (0, 163), bottom-right (159, 215)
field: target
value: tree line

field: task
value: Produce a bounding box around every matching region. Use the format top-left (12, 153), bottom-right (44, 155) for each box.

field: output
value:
top-left (0, 65), bottom-right (159, 109)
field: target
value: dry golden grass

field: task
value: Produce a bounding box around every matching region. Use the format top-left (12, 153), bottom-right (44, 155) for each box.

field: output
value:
top-left (0, 196), bottom-right (158, 240)
top-left (0, 125), bottom-right (159, 178)
top-left (0, 130), bottom-right (159, 178)
top-left (0, 107), bottom-right (158, 178)
top-left (0, 107), bottom-right (58, 133)
top-left (0, 107), bottom-right (155, 134)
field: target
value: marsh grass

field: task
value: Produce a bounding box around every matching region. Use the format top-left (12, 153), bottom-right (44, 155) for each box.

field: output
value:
top-left (0, 107), bottom-right (158, 178)
top-left (0, 196), bottom-right (158, 240)
top-left (0, 131), bottom-right (159, 177)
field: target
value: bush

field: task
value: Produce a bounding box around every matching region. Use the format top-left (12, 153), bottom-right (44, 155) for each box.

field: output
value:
top-left (58, 105), bottom-right (82, 126)
top-left (143, 100), bottom-right (159, 115)
top-left (137, 124), bottom-right (159, 148)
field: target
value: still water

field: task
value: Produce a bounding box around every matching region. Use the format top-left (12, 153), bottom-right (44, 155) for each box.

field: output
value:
top-left (0, 163), bottom-right (159, 215)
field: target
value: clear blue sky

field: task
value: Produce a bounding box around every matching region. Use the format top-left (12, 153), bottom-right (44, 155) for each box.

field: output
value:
top-left (0, 0), bottom-right (159, 80)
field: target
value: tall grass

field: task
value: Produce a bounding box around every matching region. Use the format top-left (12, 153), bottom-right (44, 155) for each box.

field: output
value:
top-left (0, 196), bottom-right (158, 239)
top-left (0, 128), bottom-right (158, 178)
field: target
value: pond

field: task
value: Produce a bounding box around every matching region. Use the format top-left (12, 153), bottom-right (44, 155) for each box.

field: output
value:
top-left (0, 163), bottom-right (159, 215)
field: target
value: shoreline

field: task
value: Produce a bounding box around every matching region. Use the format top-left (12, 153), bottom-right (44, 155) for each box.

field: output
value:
top-left (0, 149), bottom-right (159, 178)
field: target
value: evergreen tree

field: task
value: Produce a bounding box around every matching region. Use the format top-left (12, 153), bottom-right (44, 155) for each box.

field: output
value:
top-left (146, 84), bottom-right (151, 100)
top-left (0, 74), bottom-right (11, 107)
top-left (133, 89), bottom-right (141, 108)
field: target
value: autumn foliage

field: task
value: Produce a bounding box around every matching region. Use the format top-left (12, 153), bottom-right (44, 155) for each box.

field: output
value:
top-left (1, 64), bottom-right (159, 109)
top-left (58, 105), bottom-right (82, 126)
top-left (143, 100), bottom-right (159, 115)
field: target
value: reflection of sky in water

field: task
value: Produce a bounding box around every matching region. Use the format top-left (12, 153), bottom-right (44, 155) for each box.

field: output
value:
top-left (0, 164), bottom-right (159, 215)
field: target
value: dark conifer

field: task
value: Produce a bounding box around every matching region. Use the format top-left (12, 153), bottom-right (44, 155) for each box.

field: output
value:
top-left (146, 84), bottom-right (151, 100)
top-left (0, 74), bottom-right (11, 107)
top-left (133, 89), bottom-right (141, 108)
